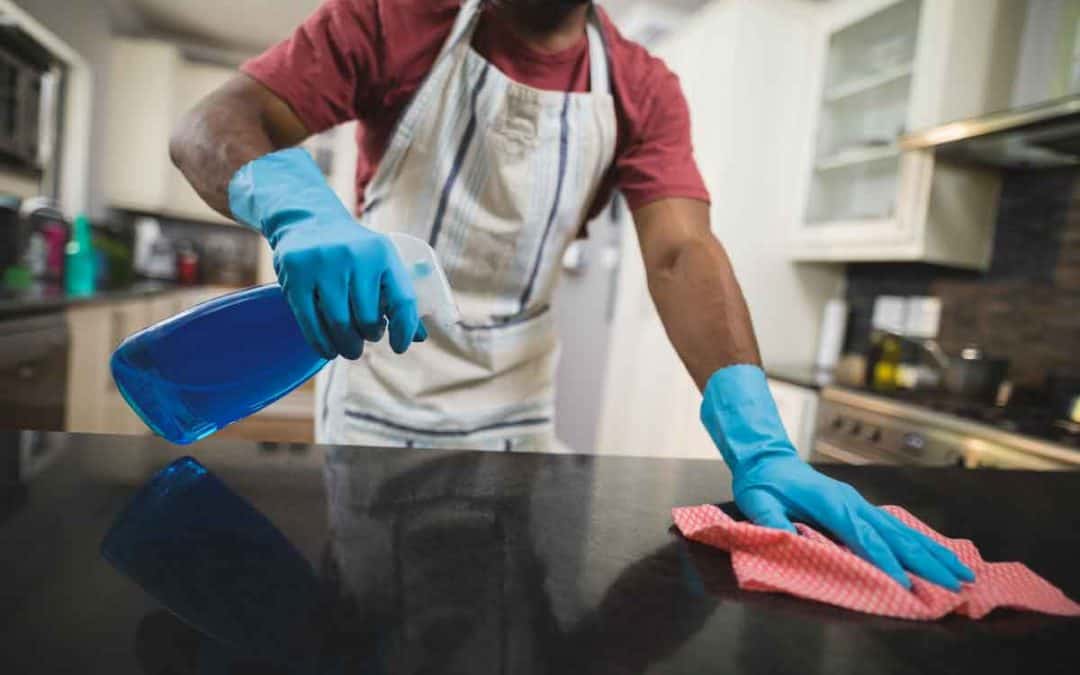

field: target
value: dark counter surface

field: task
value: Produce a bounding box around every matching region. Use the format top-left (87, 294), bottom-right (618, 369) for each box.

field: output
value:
top-left (0, 280), bottom-right (184, 318)
top-left (1, 431), bottom-right (1078, 674)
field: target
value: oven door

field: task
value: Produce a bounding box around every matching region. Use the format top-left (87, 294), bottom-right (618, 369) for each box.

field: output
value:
top-left (0, 311), bottom-right (68, 431)
top-left (812, 439), bottom-right (902, 465)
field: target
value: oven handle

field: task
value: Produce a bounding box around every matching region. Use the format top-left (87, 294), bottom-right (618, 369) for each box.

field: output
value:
top-left (812, 440), bottom-right (879, 466)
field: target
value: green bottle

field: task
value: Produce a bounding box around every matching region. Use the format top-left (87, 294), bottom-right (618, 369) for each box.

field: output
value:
top-left (65, 214), bottom-right (96, 297)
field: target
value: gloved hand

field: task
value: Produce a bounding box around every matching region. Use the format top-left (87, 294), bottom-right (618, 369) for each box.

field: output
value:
top-left (229, 148), bottom-right (425, 360)
top-left (701, 365), bottom-right (975, 591)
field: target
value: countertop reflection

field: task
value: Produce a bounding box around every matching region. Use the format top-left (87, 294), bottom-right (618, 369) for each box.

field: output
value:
top-left (0, 431), bottom-right (1078, 674)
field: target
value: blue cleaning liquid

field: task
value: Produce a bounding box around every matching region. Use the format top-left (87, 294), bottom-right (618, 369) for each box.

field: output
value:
top-left (111, 285), bottom-right (327, 445)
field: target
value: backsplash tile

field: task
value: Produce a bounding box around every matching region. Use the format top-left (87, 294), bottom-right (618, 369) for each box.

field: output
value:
top-left (845, 168), bottom-right (1080, 388)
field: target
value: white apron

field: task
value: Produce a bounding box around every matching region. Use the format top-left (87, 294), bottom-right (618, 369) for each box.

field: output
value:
top-left (317, 0), bottom-right (617, 451)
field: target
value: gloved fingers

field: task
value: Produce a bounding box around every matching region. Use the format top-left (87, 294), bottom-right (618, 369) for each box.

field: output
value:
top-left (284, 282), bottom-right (336, 360)
top-left (415, 320), bottom-right (428, 343)
top-left (316, 280), bottom-right (364, 361)
top-left (869, 508), bottom-right (974, 587)
top-left (738, 489), bottom-right (797, 534)
top-left (818, 499), bottom-right (912, 589)
top-left (381, 250), bottom-right (421, 354)
top-left (367, 317), bottom-right (387, 343)
top-left (349, 270), bottom-right (386, 342)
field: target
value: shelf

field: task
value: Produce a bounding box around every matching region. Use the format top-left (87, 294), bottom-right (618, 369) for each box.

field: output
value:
top-left (110, 202), bottom-right (241, 228)
top-left (824, 63), bottom-right (914, 103)
top-left (814, 144), bottom-right (899, 171)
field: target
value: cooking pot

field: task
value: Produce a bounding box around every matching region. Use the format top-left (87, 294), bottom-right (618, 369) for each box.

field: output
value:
top-left (1046, 370), bottom-right (1080, 423)
top-left (941, 345), bottom-right (1009, 403)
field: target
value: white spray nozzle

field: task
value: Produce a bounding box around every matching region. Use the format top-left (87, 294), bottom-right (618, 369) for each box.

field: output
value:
top-left (389, 233), bottom-right (460, 328)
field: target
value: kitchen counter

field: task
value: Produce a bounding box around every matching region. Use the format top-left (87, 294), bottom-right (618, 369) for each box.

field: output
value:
top-left (1, 431), bottom-right (1078, 674)
top-left (0, 280), bottom-right (188, 318)
top-left (766, 363), bottom-right (829, 390)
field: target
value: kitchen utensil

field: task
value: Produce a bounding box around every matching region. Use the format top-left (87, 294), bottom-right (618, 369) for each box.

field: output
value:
top-left (815, 299), bottom-right (848, 376)
top-left (942, 345), bottom-right (1009, 403)
top-left (175, 240), bottom-right (199, 285)
top-left (0, 196), bottom-right (23, 272)
top-left (20, 197), bottom-right (68, 281)
top-left (133, 217), bottom-right (176, 280)
top-left (1046, 370), bottom-right (1080, 423)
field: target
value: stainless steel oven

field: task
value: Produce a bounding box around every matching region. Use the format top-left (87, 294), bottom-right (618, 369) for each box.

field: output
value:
top-left (0, 311), bottom-right (68, 431)
top-left (0, 310), bottom-right (69, 485)
top-left (813, 387), bottom-right (1080, 470)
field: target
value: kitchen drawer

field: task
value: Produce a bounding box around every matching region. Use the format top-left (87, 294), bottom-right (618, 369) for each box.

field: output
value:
top-left (0, 312), bottom-right (68, 431)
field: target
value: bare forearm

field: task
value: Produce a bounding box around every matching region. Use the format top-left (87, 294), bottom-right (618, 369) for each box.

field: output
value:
top-left (169, 75), bottom-right (308, 218)
top-left (637, 199), bottom-right (761, 391)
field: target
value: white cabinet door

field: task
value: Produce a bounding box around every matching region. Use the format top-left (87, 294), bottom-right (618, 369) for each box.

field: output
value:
top-left (104, 39), bottom-right (177, 212)
top-left (768, 379), bottom-right (819, 460)
top-left (788, 0), bottom-right (1021, 268)
top-left (105, 39), bottom-right (236, 225)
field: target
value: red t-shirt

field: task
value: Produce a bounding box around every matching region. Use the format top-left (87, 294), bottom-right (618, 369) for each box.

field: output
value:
top-left (242, 0), bottom-right (709, 220)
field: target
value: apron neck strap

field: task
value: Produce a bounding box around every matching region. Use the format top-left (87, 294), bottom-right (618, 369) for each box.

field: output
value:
top-left (440, 1), bottom-right (611, 95)
top-left (436, 0), bottom-right (484, 62)
top-left (586, 6), bottom-right (611, 95)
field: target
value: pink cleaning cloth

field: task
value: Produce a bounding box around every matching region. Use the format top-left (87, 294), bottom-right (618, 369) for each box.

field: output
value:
top-left (672, 504), bottom-right (1080, 620)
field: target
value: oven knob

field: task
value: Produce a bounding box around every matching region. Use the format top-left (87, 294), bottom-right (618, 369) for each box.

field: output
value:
top-left (868, 427), bottom-right (883, 443)
top-left (830, 415), bottom-right (844, 430)
top-left (901, 432), bottom-right (926, 454)
top-left (849, 421), bottom-right (863, 435)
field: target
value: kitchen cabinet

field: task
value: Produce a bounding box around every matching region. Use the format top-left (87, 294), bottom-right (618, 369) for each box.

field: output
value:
top-left (769, 379), bottom-right (819, 460)
top-left (103, 38), bottom-right (234, 225)
top-left (789, 0), bottom-right (1026, 268)
top-left (596, 0), bottom-right (841, 458)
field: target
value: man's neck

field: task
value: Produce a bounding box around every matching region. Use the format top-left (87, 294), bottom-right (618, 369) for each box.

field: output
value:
top-left (492, 3), bottom-right (590, 54)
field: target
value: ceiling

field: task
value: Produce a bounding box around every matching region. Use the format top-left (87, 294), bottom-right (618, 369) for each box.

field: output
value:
top-left (111, 0), bottom-right (709, 54)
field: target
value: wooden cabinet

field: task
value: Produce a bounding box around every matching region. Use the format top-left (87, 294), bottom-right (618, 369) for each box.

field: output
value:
top-left (66, 288), bottom-right (226, 435)
top-left (104, 39), bottom-right (235, 225)
top-left (788, 0), bottom-right (1026, 268)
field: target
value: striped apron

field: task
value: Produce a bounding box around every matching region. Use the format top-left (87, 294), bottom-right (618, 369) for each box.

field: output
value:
top-left (317, 0), bottom-right (617, 451)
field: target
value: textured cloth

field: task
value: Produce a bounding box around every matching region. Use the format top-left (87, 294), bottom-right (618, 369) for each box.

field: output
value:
top-left (242, 0), bottom-right (709, 219)
top-left (673, 504), bottom-right (1080, 620)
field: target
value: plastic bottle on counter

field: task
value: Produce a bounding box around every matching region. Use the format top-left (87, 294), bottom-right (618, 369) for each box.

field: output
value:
top-left (65, 214), bottom-right (96, 297)
top-left (110, 234), bottom-right (459, 445)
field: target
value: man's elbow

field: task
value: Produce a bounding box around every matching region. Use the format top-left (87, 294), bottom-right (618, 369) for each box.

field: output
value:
top-left (168, 110), bottom-right (197, 171)
top-left (648, 229), bottom-right (719, 279)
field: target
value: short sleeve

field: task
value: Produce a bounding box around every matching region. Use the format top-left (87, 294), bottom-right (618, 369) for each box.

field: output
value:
top-left (241, 0), bottom-right (385, 134)
top-left (614, 64), bottom-right (710, 210)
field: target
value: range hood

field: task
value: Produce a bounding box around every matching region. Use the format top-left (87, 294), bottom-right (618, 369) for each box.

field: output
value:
top-left (899, 96), bottom-right (1080, 170)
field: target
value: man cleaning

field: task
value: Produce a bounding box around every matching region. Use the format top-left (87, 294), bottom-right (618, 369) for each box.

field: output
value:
top-left (169, 0), bottom-right (973, 592)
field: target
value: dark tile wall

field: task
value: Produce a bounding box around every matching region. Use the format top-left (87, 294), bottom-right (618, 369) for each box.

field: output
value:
top-left (845, 168), bottom-right (1080, 388)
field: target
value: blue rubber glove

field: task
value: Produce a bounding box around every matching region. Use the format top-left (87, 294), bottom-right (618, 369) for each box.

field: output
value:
top-left (701, 365), bottom-right (975, 591)
top-left (229, 148), bottom-right (426, 360)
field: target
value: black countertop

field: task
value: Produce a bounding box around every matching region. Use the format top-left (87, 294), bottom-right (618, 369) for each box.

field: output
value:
top-left (0, 280), bottom-right (185, 318)
top-left (1, 431), bottom-right (1078, 674)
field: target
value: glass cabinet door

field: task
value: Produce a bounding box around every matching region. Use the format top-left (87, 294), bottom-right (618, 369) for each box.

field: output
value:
top-left (804, 0), bottom-right (921, 226)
